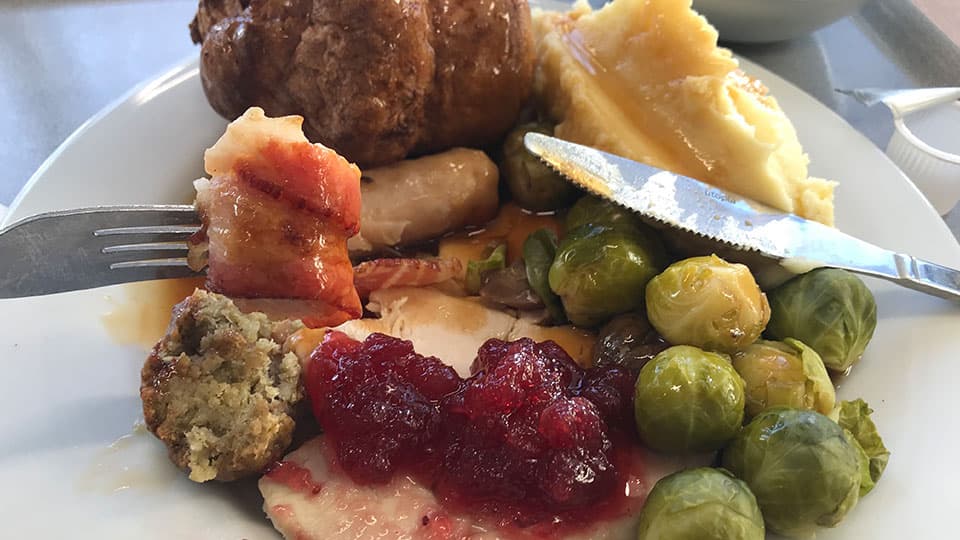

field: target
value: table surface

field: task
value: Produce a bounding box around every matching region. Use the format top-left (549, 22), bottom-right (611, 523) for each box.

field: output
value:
top-left (2, 0), bottom-right (959, 236)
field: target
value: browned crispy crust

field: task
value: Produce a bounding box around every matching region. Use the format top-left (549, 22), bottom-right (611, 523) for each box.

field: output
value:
top-left (189, 0), bottom-right (247, 43)
top-left (416, 0), bottom-right (534, 155)
top-left (192, 0), bottom-right (534, 167)
top-left (141, 289), bottom-right (304, 482)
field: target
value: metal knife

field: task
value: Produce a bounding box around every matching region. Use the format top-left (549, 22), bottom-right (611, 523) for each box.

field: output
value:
top-left (523, 132), bottom-right (960, 302)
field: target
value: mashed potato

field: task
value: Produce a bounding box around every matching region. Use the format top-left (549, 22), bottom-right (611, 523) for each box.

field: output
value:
top-left (533, 0), bottom-right (836, 224)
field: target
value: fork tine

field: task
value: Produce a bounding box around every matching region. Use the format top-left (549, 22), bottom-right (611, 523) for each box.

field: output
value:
top-left (92, 205), bottom-right (200, 249)
top-left (110, 258), bottom-right (193, 270)
top-left (105, 263), bottom-right (203, 283)
top-left (94, 225), bottom-right (200, 236)
top-left (101, 242), bottom-right (189, 254)
top-left (0, 204), bottom-right (203, 298)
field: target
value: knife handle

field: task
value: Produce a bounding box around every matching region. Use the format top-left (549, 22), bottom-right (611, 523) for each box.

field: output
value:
top-left (884, 253), bottom-right (960, 301)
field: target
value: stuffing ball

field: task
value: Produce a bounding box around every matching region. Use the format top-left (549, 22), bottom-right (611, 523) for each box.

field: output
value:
top-left (140, 289), bottom-right (304, 482)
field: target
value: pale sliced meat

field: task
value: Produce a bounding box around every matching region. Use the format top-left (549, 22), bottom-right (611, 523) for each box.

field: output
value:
top-left (260, 435), bottom-right (714, 540)
top-left (260, 436), bottom-right (483, 540)
top-left (360, 287), bottom-right (518, 376)
top-left (282, 287), bottom-right (519, 376)
top-left (285, 287), bottom-right (597, 375)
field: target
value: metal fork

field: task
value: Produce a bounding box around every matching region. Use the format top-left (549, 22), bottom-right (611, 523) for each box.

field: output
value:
top-left (0, 205), bottom-right (203, 299)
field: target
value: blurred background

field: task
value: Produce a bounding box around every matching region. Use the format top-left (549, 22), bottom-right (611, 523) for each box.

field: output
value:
top-left (1, 0), bottom-right (958, 229)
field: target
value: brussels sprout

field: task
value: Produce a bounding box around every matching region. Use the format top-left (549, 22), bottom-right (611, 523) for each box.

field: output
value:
top-left (636, 468), bottom-right (765, 540)
top-left (766, 268), bottom-right (877, 372)
top-left (831, 399), bottom-right (889, 496)
top-left (593, 312), bottom-right (669, 371)
top-left (564, 195), bottom-right (643, 233)
top-left (634, 345), bottom-right (745, 453)
top-left (548, 224), bottom-right (667, 328)
top-left (523, 228), bottom-right (566, 323)
top-left (501, 123), bottom-right (581, 211)
top-left (645, 255), bottom-right (770, 353)
top-left (465, 244), bottom-right (506, 294)
top-left (722, 408), bottom-right (862, 538)
top-left (732, 338), bottom-right (835, 418)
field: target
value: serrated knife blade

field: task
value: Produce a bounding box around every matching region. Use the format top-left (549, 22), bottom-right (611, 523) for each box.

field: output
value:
top-left (523, 132), bottom-right (960, 302)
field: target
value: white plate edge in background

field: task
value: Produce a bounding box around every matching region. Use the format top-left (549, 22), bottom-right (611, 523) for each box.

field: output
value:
top-left (2, 46), bottom-right (960, 540)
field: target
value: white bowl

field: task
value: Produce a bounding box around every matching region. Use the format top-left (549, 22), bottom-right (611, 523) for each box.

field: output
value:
top-left (693, 0), bottom-right (868, 43)
top-left (886, 101), bottom-right (960, 215)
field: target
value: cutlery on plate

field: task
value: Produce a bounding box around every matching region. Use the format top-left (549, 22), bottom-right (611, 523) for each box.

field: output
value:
top-left (523, 133), bottom-right (960, 302)
top-left (0, 205), bottom-right (201, 298)
top-left (837, 87), bottom-right (960, 215)
top-left (835, 87), bottom-right (960, 115)
top-left (2, 134), bottom-right (959, 302)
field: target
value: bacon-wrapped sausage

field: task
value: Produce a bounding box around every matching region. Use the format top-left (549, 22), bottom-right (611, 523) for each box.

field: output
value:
top-left (190, 107), bottom-right (362, 327)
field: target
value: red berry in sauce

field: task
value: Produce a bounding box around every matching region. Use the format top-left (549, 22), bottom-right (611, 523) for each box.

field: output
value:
top-left (304, 332), bottom-right (641, 532)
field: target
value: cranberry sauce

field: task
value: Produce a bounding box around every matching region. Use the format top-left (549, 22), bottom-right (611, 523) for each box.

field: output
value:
top-left (264, 460), bottom-right (324, 496)
top-left (304, 332), bottom-right (639, 532)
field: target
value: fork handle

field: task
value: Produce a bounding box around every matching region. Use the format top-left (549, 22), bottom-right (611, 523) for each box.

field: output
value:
top-left (0, 205), bottom-right (200, 299)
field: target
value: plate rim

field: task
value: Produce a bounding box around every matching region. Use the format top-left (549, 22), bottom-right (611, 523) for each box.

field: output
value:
top-left (2, 55), bottom-right (200, 228)
top-left (2, 37), bottom-right (960, 540)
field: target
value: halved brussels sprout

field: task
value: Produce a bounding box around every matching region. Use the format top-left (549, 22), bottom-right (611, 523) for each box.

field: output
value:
top-left (766, 268), bottom-right (877, 372)
top-left (548, 224), bottom-right (667, 328)
top-left (645, 255), bottom-right (770, 353)
top-left (523, 228), bottom-right (566, 323)
top-left (593, 312), bottom-right (669, 371)
top-left (501, 123), bottom-right (581, 211)
top-left (636, 467), bottom-right (765, 540)
top-left (831, 399), bottom-right (890, 496)
top-left (634, 345), bottom-right (745, 454)
top-left (564, 195), bottom-right (643, 233)
top-left (722, 408), bottom-right (862, 538)
top-left (732, 338), bottom-right (835, 418)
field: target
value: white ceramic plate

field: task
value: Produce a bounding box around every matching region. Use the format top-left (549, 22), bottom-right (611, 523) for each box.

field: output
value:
top-left (3, 49), bottom-right (960, 539)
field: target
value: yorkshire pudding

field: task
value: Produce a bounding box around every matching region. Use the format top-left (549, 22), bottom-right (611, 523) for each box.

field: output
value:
top-left (191, 0), bottom-right (534, 167)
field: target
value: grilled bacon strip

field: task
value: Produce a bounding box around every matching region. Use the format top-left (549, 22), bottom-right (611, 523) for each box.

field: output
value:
top-left (191, 107), bottom-right (362, 327)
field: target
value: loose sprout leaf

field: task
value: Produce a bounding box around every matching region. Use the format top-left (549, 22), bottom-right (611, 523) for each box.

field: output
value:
top-left (465, 244), bottom-right (506, 295)
top-left (522, 228), bottom-right (566, 323)
top-left (843, 428), bottom-right (876, 497)
top-left (834, 399), bottom-right (890, 495)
